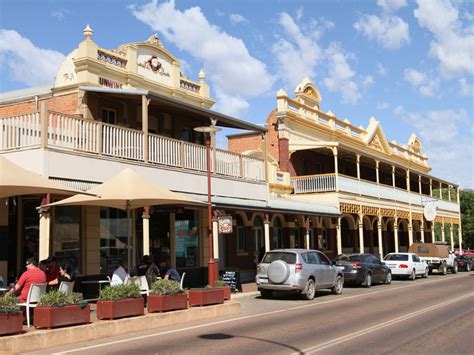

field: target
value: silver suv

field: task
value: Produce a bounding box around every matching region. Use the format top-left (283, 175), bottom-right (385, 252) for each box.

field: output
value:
top-left (256, 249), bottom-right (344, 300)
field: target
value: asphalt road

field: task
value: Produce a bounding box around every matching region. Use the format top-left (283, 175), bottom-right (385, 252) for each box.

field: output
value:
top-left (27, 272), bottom-right (474, 355)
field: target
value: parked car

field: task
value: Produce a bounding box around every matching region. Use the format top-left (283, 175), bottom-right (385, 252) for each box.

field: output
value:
top-left (383, 253), bottom-right (429, 280)
top-left (256, 249), bottom-right (344, 300)
top-left (335, 253), bottom-right (392, 288)
top-left (455, 255), bottom-right (473, 272)
top-left (408, 243), bottom-right (458, 275)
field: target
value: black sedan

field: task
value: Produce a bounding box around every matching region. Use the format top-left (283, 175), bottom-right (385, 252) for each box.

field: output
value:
top-left (456, 256), bottom-right (472, 272)
top-left (335, 253), bottom-right (392, 287)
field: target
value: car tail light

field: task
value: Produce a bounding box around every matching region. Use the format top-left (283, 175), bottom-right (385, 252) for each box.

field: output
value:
top-left (295, 263), bottom-right (303, 273)
top-left (257, 263), bottom-right (262, 272)
top-left (400, 264), bottom-right (409, 268)
top-left (351, 262), bottom-right (361, 269)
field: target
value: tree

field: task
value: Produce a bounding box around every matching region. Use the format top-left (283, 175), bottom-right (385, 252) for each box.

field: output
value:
top-left (460, 190), bottom-right (474, 249)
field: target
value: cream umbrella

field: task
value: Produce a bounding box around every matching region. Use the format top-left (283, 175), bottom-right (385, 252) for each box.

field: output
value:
top-left (42, 168), bottom-right (205, 268)
top-left (0, 155), bottom-right (94, 198)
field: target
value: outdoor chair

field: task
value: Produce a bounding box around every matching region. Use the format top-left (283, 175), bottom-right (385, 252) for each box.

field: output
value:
top-left (18, 283), bottom-right (47, 327)
top-left (58, 281), bottom-right (75, 296)
top-left (180, 272), bottom-right (186, 291)
top-left (129, 275), bottom-right (149, 296)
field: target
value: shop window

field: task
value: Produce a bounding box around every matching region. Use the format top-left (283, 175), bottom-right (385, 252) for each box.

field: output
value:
top-left (175, 210), bottom-right (199, 268)
top-left (321, 227), bottom-right (328, 250)
top-left (53, 206), bottom-right (81, 275)
top-left (253, 216), bottom-right (264, 251)
top-left (102, 108), bottom-right (117, 125)
top-left (100, 208), bottom-right (129, 274)
top-left (236, 214), bottom-right (245, 252)
top-left (272, 217), bottom-right (283, 249)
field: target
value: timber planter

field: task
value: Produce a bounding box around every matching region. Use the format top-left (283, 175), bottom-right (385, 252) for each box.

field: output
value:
top-left (96, 298), bottom-right (144, 320)
top-left (0, 312), bottom-right (23, 336)
top-left (34, 304), bottom-right (90, 329)
top-left (215, 285), bottom-right (231, 300)
top-left (188, 288), bottom-right (225, 307)
top-left (148, 293), bottom-right (188, 313)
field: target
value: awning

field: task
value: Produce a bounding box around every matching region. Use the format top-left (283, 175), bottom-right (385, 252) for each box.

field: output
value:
top-left (268, 197), bottom-right (340, 216)
top-left (50, 178), bottom-right (100, 192)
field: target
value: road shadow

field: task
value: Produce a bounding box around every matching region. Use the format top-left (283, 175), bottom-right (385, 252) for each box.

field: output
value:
top-left (199, 333), bottom-right (304, 354)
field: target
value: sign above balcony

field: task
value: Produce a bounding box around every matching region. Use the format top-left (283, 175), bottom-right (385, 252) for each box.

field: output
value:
top-left (423, 202), bottom-right (437, 222)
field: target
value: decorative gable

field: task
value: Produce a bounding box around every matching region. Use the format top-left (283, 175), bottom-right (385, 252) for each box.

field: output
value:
top-left (364, 117), bottom-right (392, 155)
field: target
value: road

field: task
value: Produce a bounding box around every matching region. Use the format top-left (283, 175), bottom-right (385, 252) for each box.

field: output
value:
top-left (27, 273), bottom-right (474, 355)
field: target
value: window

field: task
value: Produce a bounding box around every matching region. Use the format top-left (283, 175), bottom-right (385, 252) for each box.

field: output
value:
top-left (321, 227), bottom-right (328, 250)
top-left (100, 207), bottom-right (129, 274)
top-left (263, 252), bottom-right (296, 264)
top-left (317, 252), bottom-right (331, 265)
top-left (236, 214), bottom-right (245, 252)
top-left (253, 216), bottom-right (264, 251)
top-left (175, 210), bottom-right (200, 268)
top-left (102, 108), bottom-right (117, 125)
top-left (53, 206), bottom-right (81, 275)
top-left (272, 217), bottom-right (283, 249)
top-left (384, 254), bottom-right (409, 261)
top-left (413, 255), bottom-right (420, 262)
top-left (306, 252), bottom-right (319, 264)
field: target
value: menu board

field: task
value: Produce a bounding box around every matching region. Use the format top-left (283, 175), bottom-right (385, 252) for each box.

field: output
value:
top-left (220, 268), bottom-right (242, 292)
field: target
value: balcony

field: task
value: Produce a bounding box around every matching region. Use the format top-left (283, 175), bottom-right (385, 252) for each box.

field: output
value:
top-left (0, 112), bottom-right (265, 182)
top-left (290, 173), bottom-right (459, 213)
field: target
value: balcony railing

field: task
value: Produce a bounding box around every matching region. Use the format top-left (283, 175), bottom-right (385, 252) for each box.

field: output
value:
top-left (0, 112), bottom-right (265, 182)
top-left (290, 173), bottom-right (459, 212)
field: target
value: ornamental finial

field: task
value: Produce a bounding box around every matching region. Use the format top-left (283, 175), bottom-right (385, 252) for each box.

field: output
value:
top-left (83, 25), bottom-right (93, 40)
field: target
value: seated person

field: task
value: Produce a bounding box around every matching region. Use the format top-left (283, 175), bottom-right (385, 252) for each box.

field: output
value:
top-left (134, 255), bottom-right (160, 287)
top-left (8, 257), bottom-right (46, 302)
top-left (45, 256), bottom-right (60, 284)
top-left (48, 263), bottom-right (75, 287)
top-left (159, 259), bottom-right (181, 283)
top-left (111, 261), bottom-right (129, 286)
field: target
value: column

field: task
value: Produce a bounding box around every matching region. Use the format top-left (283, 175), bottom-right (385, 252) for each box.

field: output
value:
top-left (441, 220), bottom-right (445, 242)
top-left (450, 223), bottom-right (454, 251)
top-left (356, 154), bottom-right (361, 180)
top-left (142, 95), bottom-right (149, 163)
top-left (305, 217), bottom-right (310, 250)
top-left (418, 175), bottom-right (422, 195)
top-left (358, 215), bottom-right (364, 254)
top-left (458, 223), bottom-right (463, 255)
top-left (430, 178), bottom-right (433, 197)
top-left (375, 160), bottom-right (380, 185)
top-left (333, 147), bottom-right (339, 192)
top-left (408, 218), bottom-right (413, 247)
top-left (336, 217), bottom-right (342, 255)
top-left (142, 207), bottom-right (150, 256)
top-left (392, 166), bottom-right (396, 188)
top-left (394, 218), bottom-right (399, 253)
top-left (212, 218), bottom-right (219, 259)
top-left (421, 220), bottom-right (425, 242)
top-left (406, 170), bottom-right (410, 192)
top-left (377, 217), bottom-right (383, 259)
top-left (39, 208), bottom-right (51, 261)
top-left (448, 185), bottom-right (451, 201)
top-left (264, 215), bottom-right (270, 252)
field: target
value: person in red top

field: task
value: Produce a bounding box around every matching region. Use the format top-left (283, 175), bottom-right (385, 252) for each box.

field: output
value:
top-left (45, 256), bottom-right (60, 283)
top-left (8, 257), bottom-right (46, 302)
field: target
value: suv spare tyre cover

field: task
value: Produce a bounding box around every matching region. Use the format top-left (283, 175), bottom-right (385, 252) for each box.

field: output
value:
top-left (268, 260), bottom-right (290, 284)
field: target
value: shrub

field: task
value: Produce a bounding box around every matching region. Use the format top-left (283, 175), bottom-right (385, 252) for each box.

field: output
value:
top-left (214, 280), bottom-right (226, 287)
top-left (99, 284), bottom-right (141, 300)
top-left (0, 294), bottom-right (20, 313)
top-left (38, 290), bottom-right (85, 307)
top-left (150, 279), bottom-right (182, 295)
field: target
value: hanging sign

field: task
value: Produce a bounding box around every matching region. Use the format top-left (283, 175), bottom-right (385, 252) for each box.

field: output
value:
top-left (423, 202), bottom-right (437, 222)
top-left (218, 215), bottom-right (233, 234)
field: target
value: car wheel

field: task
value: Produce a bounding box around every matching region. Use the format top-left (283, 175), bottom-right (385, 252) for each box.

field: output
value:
top-left (363, 273), bottom-right (372, 288)
top-left (409, 269), bottom-right (416, 281)
top-left (260, 289), bottom-right (273, 299)
top-left (441, 264), bottom-right (448, 275)
top-left (452, 263), bottom-right (458, 274)
top-left (384, 272), bottom-right (392, 284)
top-left (422, 268), bottom-right (429, 278)
top-left (332, 275), bottom-right (343, 295)
top-left (304, 279), bottom-right (316, 300)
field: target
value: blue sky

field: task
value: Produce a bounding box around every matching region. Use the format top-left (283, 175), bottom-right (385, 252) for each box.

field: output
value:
top-left (0, 0), bottom-right (473, 188)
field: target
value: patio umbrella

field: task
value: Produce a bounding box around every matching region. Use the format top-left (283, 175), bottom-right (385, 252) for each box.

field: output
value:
top-left (0, 155), bottom-right (94, 198)
top-left (42, 168), bottom-right (205, 268)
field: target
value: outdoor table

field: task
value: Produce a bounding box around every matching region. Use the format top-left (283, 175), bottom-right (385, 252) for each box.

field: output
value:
top-left (0, 287), bottom-right (10, 295)
top-left (82, 280), bottom-right (110, 297)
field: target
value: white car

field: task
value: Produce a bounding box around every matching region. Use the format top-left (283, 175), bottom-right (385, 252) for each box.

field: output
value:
top-left (383, 253), bottom-right (429, 280)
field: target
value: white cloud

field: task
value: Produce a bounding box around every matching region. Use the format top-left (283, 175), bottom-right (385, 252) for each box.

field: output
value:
top-left (229, 14), bottom-right (248, 25)
top-left (354, 14), bottom-right (410, 49)
top-left (0, 30), bottom-right (65, 87)
top-left (272, 12), bottom-right (322, 89)
top-left (414, 0), bottom-right (474, 79)
top-left (403, 68), bottom-right (439, 96)
top-left (296, 7), bottom-right (304, 21)
top-left (459, 78), bottom-right (474, 97)
top-left (130, 0), bottom-right (273, 117)
top-left (376, 102), bottom-right (389, 110)
top-left (323, 43), bottom-right (361, 104)
top-left (51, 8), bottom-right (70, 21)
top-left (376, 63), bottom-right (387, 76)
top-left (397, 106), bottom-right (474, 188)
top-left (377, 0), bottom-right (408, 13)
top-left (363, 75), bottom-right (375, 87)
top-left (213, 90), bottom-right (249, 117)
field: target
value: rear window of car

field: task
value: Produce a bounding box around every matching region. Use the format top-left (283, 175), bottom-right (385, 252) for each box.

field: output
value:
top-left (384, 254), bottom-right (409, 261)
top-left (262, 252), bottom-right (296, 264)
top-left (348, 255), bottom-right (369, 262)
top-left (417, 246), bottom-right (430, 254)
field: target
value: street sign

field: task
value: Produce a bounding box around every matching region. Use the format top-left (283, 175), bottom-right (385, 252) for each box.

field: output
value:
top-left (218, 215), bottom-right (233, 234)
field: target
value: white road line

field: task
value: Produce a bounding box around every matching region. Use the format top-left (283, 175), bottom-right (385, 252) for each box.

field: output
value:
top-left (53, 273), bottom-right (470, 354)
top-left (297, 292), bottom-right (474, 354)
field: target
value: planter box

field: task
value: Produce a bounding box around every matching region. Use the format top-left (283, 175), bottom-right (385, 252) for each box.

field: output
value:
top-left (0, 312), bottom-right (23, 335)
top-left (216, 285), bottom-right (231, 300)
top-left (34, 304), bottom-right (90, 329)
top-left (188, 288), bottom-right (225, 307)
top-left (148, 292), bottom-right (188, 313)
top-left (96, 298), bottom-right (144, 320)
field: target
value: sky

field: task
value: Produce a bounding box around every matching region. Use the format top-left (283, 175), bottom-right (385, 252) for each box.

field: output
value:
top-left (0, 0), bottom-right (473, 188)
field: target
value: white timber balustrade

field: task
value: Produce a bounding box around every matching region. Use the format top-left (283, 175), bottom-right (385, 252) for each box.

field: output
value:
top-left (215, 149), bottom-right (241, 177)
top-left (290, 174), bottom-right (336, 193)
top-left (242, 156), bottom-right (265, 181)
top-left (183, 141), bottom-right (207, 171)
top-left (102, 123), bottom-right (144, 161)
top-left (0, 113), bottom-right (40, 150)
top-left (148, 134), bottom-right (182, 167)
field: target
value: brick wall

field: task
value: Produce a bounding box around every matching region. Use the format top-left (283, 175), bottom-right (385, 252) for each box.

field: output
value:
top-left (0, 93), bottom-right (79, 117)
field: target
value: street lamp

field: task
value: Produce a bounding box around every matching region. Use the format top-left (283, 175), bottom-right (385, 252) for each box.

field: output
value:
top-left (194, 122), bottom-right (222, 286)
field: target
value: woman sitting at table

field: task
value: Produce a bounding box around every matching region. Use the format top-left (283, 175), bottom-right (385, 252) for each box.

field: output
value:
top-left (48, 263), bottom-right (75, 288)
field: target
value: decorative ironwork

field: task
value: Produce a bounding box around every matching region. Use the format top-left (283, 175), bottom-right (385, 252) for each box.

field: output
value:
top-left (180, 79), bottom-right (200, 93)
top-left (97, 50), bottom-right (127, 68)
top-left (340, 203), bottom-right (359, 214)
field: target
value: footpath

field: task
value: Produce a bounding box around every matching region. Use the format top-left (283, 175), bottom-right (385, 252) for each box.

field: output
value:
top-left (0, 284), bottom-right (261, 354)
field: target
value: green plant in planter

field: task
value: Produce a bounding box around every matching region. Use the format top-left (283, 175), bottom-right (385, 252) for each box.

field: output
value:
top-left (99, 284), bottom-right (141, 300)
top-left (214, 280), bottom-right (226, 287)
top-left (150, 279), bottom-right (182, 295)
top-left (0, 294), bottom-right (20, 313)
top-left (38, 290), bottom-right (86, 307)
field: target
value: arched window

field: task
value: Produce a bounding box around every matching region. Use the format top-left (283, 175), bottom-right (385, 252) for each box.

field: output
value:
top-left (272, 217), bottom-right (283, 249)
top-left (253, 216), bottom-right (264, 252)
top-left (236, 214), bottom-right (245, 252)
